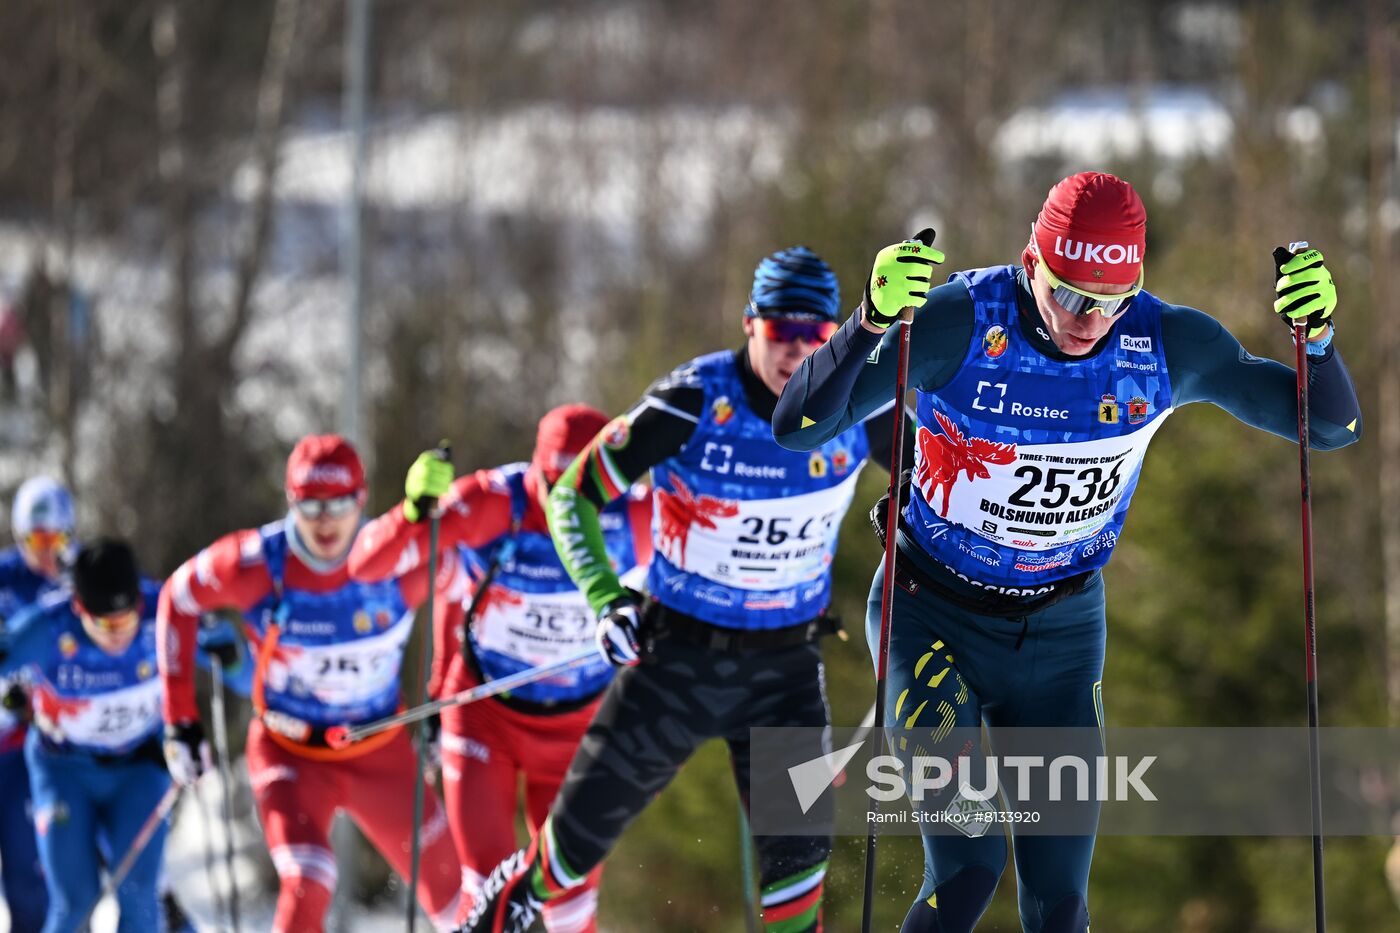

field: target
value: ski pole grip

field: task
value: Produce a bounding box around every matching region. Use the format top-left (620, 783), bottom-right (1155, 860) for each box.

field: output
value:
top-left (909, 228), bottom-right (936, 248)
top-left (433, 440), bottom-right (452, 462)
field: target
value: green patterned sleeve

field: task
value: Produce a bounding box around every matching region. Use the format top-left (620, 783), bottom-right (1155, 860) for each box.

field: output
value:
top-left (547, 373), bottom-right (704, 613)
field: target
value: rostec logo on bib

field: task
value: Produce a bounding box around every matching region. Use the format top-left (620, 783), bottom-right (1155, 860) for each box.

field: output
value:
top-left (1119, 335), bottom-right (1152, 353)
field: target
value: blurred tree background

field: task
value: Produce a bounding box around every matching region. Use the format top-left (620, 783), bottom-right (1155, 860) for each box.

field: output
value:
top-left (0, 0), bottom-right (1396, 929)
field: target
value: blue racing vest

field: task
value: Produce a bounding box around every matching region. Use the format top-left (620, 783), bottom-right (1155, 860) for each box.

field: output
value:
top-left (250, 522), bottom-right (414, 728)
top-left (19, 581), bottom-right (164, 757)
top-left (462, 464), bottom-right (643, 704)
top-left (649, 351), bottom-right (870, 629)
top-left (903, 265), bottom-right (1173, 591)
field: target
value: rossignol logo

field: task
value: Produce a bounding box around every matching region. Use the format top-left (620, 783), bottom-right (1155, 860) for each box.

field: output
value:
top-left (1052, 236), bottom-right (1141, 265)
top-left (1120, 335), bottom-right (1152, 352)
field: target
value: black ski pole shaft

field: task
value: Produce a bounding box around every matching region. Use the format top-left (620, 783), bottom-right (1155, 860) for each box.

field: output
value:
top-left (408, 441), bottom-right (449, 931)
top-left (862, 235), bottom-right (924, 932)
top-left (210, 652), bottom-right (242, 930)
top-left (1278, 242), bottom-right (1327, 932)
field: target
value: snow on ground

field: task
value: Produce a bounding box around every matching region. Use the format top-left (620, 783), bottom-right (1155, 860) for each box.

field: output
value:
top-left (0, 762), bottom-right (434, 932)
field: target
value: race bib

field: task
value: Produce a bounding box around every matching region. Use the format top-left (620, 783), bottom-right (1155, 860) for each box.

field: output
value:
top-left (268, 612), bottom-right (414, 707)
top-left (658, 471), bottom-right (860, 591)
top-left (473, 588), bottom-right (595, 667)
top-left (917, 414), bottom-right (1170, 552)
top-left (40, 679), bottom-right (162, 751)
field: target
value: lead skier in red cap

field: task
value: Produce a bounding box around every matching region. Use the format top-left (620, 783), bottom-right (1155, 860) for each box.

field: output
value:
top-left (776, 171), bottom-right (1362, 932)
top-left (349, 405), bottom-right (653, 933)
top-left (157, 434), bottom-right (464, 931)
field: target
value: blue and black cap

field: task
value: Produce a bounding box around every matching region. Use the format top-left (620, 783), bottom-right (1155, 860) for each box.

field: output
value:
top-left (73, 538), bottom-right (142, 616)
top-left (746, 246), bottom-right (840, 322)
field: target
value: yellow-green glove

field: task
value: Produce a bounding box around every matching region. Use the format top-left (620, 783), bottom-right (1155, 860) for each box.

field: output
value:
top-left (403, 449), bottom-right (454, 523)
top-left (863, 228), bottom-right (945, 329)
top-left (1273, 245), bottom-right (1336, 340)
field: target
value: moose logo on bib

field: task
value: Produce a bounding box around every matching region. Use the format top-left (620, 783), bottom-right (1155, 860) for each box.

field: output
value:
top-left (656, 477), bottom-right (740, 567)
top-left (915, 410), bottom-right (1018, 517)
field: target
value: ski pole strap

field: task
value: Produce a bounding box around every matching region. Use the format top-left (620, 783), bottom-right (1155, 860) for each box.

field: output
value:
top-left (325, 646), bottom-right (604, 748)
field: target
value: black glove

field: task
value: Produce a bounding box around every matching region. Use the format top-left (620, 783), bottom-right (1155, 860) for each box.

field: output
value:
top-left (198, 615), bottom-right (243, 668)
top-left (1, 681), bottom-right (29, 717)
top-left (163, 720), bottom-right (211, 786)
top-left (595, 594), bottom-right (644, 667)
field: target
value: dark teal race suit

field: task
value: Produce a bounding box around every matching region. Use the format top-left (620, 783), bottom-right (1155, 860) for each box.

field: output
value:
top-left (772, 266), bottom-right (1361, 933)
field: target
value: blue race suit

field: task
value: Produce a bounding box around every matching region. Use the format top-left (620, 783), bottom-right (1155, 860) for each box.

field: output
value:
top-left (1, 580), bottom-right (169, 933)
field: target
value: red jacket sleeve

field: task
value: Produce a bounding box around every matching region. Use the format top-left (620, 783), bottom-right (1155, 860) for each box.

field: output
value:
top-left (157, 530), bottom-right (274, 724)
top-left (348, 472), bottom-right (514, 582)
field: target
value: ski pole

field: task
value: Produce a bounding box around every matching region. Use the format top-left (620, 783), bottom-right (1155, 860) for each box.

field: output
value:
top-left (210, 651), bottom-right (242, 931)
top-left (1277, 241), bottom-right (1327, 932)
top-left (77, 781), bottom-right (182, 930)
top-left (408, 441), bottom-right (449, 933)
top-left (737, 804), bottom-right (758, 933)
top-left (191, 772), bottom-right (229, 927)
top-left (862, 229), bottom-right (930, 933)
top-left (325, 647), bottom-right (604, 747)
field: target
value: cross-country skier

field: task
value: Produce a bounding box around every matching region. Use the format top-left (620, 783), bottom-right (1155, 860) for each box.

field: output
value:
top-left (0, 480), bottom-right (197, 933)
top-left (772, 171), bottom-right (1362, 932)
top-left (348, 404), bottom-right (654, 933)
top-left (460, 246), bottom-right (912, 933)
top-left (0, 539), bottom-right (167, 933)
top-left (0, 478), bottom-right (75, 931)
top-left (157, 434), bottom-right (464, 931)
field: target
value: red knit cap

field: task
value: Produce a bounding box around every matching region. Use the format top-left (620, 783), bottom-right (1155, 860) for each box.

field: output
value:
top-left (533, 404), bottom-right (610, 483)
top-left (1026, 171), bottom-right (1146, 286)
top-left (286, 434), bottom-right (365, 499)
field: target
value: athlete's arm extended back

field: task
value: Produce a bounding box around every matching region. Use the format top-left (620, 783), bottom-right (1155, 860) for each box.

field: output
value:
top-left (774, 281), bottom-right (976, 451)
top-left (548, 372), bottom-right (701, 614)
top-left (1163, 304), bottom-right (1362, 449)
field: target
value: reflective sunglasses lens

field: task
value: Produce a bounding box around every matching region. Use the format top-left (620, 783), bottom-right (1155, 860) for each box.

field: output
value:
top-left (1051, 285), bottom-right (1132, 318)
top-left (23, 530), bottom-right (70, 552)
top-left (293, 496), bottom-right (356, 519)
top-left (759, 318), bottom-right (838, 345)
